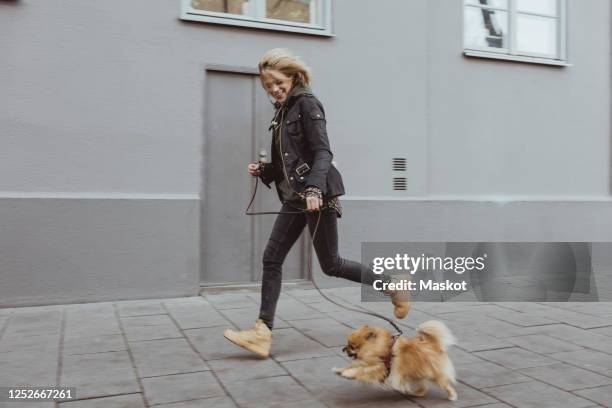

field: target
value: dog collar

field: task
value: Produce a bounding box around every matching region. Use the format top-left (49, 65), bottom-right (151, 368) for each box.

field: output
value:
top-left (381, 335), bottom-right (399, 380)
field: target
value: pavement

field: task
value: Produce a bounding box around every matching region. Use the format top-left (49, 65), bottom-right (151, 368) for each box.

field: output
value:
top-left (1, 286), bottom-right (611, 408)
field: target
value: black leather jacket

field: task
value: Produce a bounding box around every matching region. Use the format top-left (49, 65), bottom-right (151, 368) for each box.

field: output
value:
top-left (259, 89), bottom-right (345, 201)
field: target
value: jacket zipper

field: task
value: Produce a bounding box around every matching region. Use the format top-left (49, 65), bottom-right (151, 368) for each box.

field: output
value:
top-left (277, 107), bottom-right (298, 196)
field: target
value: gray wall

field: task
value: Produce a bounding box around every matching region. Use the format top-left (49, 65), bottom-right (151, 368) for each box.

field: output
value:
top-left (0, 198), bottom-right (199, 306)
top-left (0, 0), bottom-right (610, 305)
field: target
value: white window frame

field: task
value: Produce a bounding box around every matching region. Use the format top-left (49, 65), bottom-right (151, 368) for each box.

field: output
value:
top-left (180, 0), bottom-right (333, 37)
top-left (463, 0), bottom-right (569, 66)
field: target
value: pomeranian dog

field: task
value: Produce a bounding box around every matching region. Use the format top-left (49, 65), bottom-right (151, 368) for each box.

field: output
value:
top-left (334, 320), bottom-right (457, 401)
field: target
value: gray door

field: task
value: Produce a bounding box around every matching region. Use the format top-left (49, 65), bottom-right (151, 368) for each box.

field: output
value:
top-left (202, 70), bottom-right (306, 285)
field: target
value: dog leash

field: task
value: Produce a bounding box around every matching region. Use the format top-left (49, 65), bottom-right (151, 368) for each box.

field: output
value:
top-left (244, 103), bottom-right (404, 336)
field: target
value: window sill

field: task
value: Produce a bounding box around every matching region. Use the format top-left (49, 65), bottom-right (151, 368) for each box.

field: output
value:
top-left (464, 50), bottom-right (571, 67)
top-left (180, 12), bottom-right (334, 37)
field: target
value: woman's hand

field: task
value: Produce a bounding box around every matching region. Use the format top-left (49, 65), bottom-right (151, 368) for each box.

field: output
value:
top-left (306, 195), bottom-right (324, 212)
top-left (248, 163), bottom-right (261, 177)
top-left (302, 186), bottom-right (323, 212)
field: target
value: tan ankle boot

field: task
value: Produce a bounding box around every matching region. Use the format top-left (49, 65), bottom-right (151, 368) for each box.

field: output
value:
top-left (223, 319), bottom-right (272, 358)
top-left (390, 294), bottom-right (411, 319)
top-left (384, 277), bottom-right (411, 319)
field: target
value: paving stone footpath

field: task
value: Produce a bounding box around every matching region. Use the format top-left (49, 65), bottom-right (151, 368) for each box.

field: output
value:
top-left (1, 287), bottom-right (611, 407)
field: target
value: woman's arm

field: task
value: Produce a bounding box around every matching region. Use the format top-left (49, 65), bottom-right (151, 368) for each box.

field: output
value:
top-left (299, 96), bottom-right (333, 192)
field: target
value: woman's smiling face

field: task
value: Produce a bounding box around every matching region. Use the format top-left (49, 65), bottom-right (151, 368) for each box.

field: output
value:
top-left (261, 69), bottom-right (294, 104)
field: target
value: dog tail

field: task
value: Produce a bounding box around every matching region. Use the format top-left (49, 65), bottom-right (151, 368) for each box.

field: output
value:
top-left (417, 320), bottom-right (456, 351)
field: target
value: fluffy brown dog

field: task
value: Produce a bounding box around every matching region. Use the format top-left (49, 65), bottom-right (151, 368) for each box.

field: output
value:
top-left (334, 321), bottom-right (458, 401)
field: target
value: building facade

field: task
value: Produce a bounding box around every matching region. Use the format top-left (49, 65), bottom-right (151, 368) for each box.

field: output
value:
top-left (1, 0), bottom-right (611, 306)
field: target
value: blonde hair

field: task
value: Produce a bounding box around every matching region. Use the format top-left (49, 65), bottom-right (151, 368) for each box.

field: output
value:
top-left (258, 48), bottom-right (312, 86)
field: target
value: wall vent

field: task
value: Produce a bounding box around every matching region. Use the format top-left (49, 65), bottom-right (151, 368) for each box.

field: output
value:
top-left (393, 177), bottom-right (407, 191)
top-left (392, 157), bottom-right (407, 171)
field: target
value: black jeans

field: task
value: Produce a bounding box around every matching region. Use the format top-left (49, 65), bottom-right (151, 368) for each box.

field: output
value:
top-left (258, 203), bottom-right (384, 329)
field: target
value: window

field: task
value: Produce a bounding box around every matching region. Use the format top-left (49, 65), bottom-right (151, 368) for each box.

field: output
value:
top-left (181, 0), bottom-right (332, 36)
top-left (464, 0), bottom-right (567, 65)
